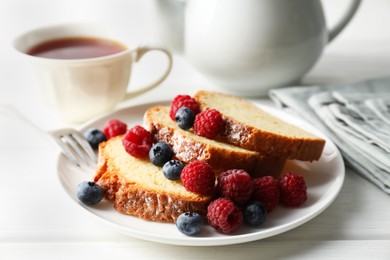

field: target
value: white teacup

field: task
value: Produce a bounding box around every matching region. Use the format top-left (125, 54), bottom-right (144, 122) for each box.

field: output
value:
top-left (13, 23), bottom-right (172, 123)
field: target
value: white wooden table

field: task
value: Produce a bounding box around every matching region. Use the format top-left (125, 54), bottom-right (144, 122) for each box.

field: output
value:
top-left (1, 1), bottom-right (390, 259)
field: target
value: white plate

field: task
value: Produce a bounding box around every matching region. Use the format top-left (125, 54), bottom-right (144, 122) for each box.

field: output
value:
top-left (57, 100), bottom-right (344, 246)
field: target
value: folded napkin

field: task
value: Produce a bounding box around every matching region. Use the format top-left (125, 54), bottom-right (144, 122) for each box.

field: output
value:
top-left (269, 77), bottom-right (390, 194)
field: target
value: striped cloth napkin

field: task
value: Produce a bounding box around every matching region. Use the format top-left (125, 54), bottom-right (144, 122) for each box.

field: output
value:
top-left (269, 77), bottom-right (390, 194)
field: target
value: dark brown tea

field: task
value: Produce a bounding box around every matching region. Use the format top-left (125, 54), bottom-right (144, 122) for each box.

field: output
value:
top-left (27, 36), bottom-right (127, 59)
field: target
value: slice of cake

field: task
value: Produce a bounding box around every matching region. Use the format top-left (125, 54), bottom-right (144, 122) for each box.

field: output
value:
top-left (143, 105), bottom-right (286, 177)
top-left (194, 90), bottom-right (325, 161)
top-left (94, 136), bottom-right (212, 223)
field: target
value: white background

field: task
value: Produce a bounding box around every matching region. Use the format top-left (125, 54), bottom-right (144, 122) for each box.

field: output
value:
top-left (2, 0), bottom-right (390, 111)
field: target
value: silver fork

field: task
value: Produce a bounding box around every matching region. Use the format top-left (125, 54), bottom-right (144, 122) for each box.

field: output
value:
top-left (48, 128), bottom-right (96, 167)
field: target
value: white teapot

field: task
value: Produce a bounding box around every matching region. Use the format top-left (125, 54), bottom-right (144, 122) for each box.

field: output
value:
top-left (150, 0), bottom-right (361, 96)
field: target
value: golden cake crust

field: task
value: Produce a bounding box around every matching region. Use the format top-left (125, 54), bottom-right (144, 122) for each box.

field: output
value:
top-left (94, 137), bottom-right (212, 223)
top-left (194, 90), bottom-right (325, 161)
top-left (143, 105), bottom-right (286, 177)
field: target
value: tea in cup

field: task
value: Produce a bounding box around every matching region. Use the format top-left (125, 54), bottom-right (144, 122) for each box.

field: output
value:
top-left (13, 23), bottom-right (172, 123)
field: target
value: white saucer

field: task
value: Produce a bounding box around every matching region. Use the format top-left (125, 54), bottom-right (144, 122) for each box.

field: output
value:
top-left (56, 101), bottom-right (344, 246)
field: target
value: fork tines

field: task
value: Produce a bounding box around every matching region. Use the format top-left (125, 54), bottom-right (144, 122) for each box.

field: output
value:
top-left (49, 128), bottom-right (96, 167)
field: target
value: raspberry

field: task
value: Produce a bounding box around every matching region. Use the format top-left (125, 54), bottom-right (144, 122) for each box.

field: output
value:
top-left (207, 198), bottom-right (243, 234)
top-left (193, 109), bottom-right (224, 139)
top-left (278, 172), bottom-right (307, 207)
top-left (252, 176), bottom-right (280, 213)
top-left (169, 95), bottom-right (200, 120)
top-left (103, 119), bottom-right (127, 139)
top-left (122, 125), bottom-right (153, 159)
top-left (218, 169), bottom-right (253, 206)
top-left (181, 160), bottom-right (215, 195)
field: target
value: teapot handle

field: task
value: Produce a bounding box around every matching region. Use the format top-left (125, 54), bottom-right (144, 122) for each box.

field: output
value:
top-left (327, 0), bottom-right (362, 42)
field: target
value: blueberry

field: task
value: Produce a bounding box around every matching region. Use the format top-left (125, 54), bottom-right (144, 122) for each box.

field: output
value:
top-left (243, 201), bottom-right (267, 227)
top-left (176, 212), bottom-right (203, 236)
top-left (163, 160), bottom-right (184, 180)
top-left (149, 142), bottom-right (174, 167)
top-left (175, 107), bottom-right (195, 130)
top-left (76, 181), bottom-right (104, 205)
top-left (84, 128), bottom-right (107, 150)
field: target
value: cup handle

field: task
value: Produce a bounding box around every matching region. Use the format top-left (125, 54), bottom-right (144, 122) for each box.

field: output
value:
top-left (327, 0), bottom-right (362, 43)
top-left (124, 46), bottom-right (173, 100)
